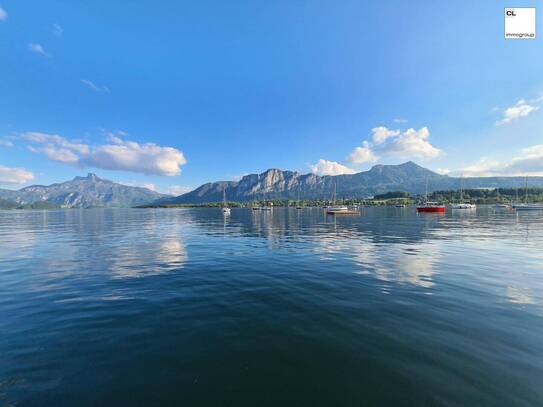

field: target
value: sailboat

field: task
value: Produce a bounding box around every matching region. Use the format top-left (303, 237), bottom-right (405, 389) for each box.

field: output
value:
top-left (296, 189), bottom-right (303, 209)
top-left (494, 188), bottom-right (510, 209)
top-left (417, 178), bottom-right (445, 213)
top-left (513, 176), bottom-right (543, 211)
top-left (261, 191), bottom-right (272, 211)
top-left (222, 186), bottom-right (231, 214)
top-left (326, 183), bottom-right (356, 215)
top-left (251, 194), bottom-right (261, 210)
top-left (451, 175), bottom-right (476, 209)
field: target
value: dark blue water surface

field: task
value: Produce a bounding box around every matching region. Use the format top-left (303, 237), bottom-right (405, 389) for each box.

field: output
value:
top-left (1, 207), bottom-right (542, 406)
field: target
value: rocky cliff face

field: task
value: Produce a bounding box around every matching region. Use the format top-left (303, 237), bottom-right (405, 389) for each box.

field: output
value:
top-left (162, 161), bottom-right (543, 204)
top-left (0, 173), bottom-right (168, 208)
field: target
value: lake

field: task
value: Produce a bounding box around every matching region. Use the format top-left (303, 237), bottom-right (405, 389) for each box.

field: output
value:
top-left (1, 207), bottom-right (542, 406)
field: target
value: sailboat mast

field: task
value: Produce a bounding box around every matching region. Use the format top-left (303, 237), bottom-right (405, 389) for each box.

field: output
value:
top-left (425, 178), bottom-right (428, 202)
top-left (525, 176), bottom-right (528, 203)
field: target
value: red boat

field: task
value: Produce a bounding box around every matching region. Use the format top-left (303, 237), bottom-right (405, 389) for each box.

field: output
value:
top-left (417, 202), bottom-right (446, 213)
top-left (417, 179), bottom-right (445, 213)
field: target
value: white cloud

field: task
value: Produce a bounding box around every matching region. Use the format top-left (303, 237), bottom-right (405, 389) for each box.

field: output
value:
top-left (462, 146), bottom-right (543, 177)
top-left (379, 127), bottom-right (441, 159)
top-left (120, 181), bottom-right (156, 191)
top-left (371, 126), bottom-right (400, 144)
top-left (0, 165), bottom-right (34, 184)
top-left (322, 125), bottom-right (440, 176)
top-left (28, 145), bottom-right (80, 163)
top-left (165, 185), bottom-right (193, 196)
top-left (435, 168), bottom-right (450, 175)
top-left (346, 126), bottom-right (441, 169)
top-left (142, 183), bottom-right (156, 191)
top-left (347, 141), bottom-right (378, 164)
top-left (23, 132), bottom-right (89, 163)
top-left (23, 131), bottom-right (187, 176)
top-left (507, 145), bottom-right (543, 175)
top-left (53, 23), bottom-right (63, 37)
top-left (497, 99), bottom-right (539, 125)
top-left (309, 159), bottom-right (356, 176)
top-left (89, 138), bottom-right (186, 176)
top-left (232, 173), bottom-right (249, 181)
top-left (462, 157), bottom-right (504, 177)
top-left (0, 138), bottom-right (14, 148)
top-left (0, 7), bottom-right (7, 21)
top-left (28, 43), bottom-right (49, 57)
top-left (81, 79), bottom-right (110, 93)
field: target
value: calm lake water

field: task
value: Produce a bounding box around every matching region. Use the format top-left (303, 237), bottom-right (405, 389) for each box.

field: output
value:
top-left (1, 207), bottom-right (542, 406)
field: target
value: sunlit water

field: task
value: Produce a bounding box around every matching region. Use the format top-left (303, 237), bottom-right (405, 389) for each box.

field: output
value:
top-left (1, 207), bottom-right (542, 406)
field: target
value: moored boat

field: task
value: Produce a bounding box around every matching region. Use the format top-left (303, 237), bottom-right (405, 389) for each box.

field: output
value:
top-left (512, 177), bottom-right (543, 211)
top-left (222, 187), bottom-right (230, 215)
top-left (513, 203), bottom-right (543, 211)
top-left (417, 178), bottom-right (445, 213)
top-left (326, 183), bottom-right (359, 215)
top-left (417, 202), bottom-right (446, 213)
top-left (450, 176), bottom-right (476, 210)
top-left (451, 203), bottom-right (476, 209)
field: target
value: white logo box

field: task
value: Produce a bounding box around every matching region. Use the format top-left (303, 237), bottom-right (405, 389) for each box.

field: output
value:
top-left (504, 7), bottom-right (536, 39)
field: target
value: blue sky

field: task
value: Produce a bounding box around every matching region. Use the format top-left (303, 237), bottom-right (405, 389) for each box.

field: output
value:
top-left (1, 0), bottom-right (542, 194)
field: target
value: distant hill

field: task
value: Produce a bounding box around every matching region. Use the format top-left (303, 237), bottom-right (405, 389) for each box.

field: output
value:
top-left (0, 173), bottom-right (168, 208)
top-left (160, 161), bottom-right (543, 204)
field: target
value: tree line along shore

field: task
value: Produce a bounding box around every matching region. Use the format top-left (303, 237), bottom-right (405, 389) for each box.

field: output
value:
top-left (139, 188), bottom-right (543, 208)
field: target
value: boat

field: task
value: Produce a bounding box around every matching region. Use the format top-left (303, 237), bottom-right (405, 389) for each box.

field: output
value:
top-left (326, 183), bottom-right (358, 215)
top-left (395, 204), bottom-right (406, 208)
top-left (417, 202), bottom-right (446, 213)
top-left (494, 189), bottom-right (510, 209)
top-left (251, 194), bottom-right (261, 210)
top-left (417, 179), bottom-right (446, 213)
top-left (296, 189), bottom-right (303, 209)
top-left (221, 187), bottom-right (230, 215)
top-left (451, 203), bottom-right (476, 209)
top-left (450, 175), bottom-right (476, 209)
top-left (513, 203), bottom-right (543, 211)
top-left (512, 177), bottom-right (543, 211)
top-left (261, 201), bottom-right (273, 211)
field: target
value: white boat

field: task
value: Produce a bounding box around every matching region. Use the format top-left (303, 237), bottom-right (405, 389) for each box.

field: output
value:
top-left (494, 189), bottom-right (509, 208)
top-left (296, 190), bottom-right (303, 209)
top-left (451, 203), bottom-right (476, 209)
top-left (451, 176), bottom-right (476, 209)
top-left (222, 187), bottom-right (230, 214)
top-left (326, 183), bottom-right (358, 215)
top-left (326, 205), bottom-right (350, 213)
top-left (513, 203), bottom-right (543, 211)
top-left (512, 177), bottom-right (542, 210)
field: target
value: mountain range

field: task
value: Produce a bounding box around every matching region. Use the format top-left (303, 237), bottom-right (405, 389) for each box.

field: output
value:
top-left (0, 173), bottom-right (168, 208)
top-left (162, 161), bottom-right (543, 204)
top-left (2, 162), bottom-right (542, 209)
